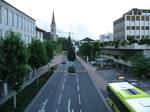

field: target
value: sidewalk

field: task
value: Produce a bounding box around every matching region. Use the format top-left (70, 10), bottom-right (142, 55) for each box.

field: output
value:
top-left (0, 54), bottom-right (64, 106)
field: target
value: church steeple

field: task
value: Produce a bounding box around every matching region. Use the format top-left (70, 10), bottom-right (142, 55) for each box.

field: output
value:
top-left (51, 11), bottom-right (56, 27)
top-left (51, 11), bottom-right (56, 39)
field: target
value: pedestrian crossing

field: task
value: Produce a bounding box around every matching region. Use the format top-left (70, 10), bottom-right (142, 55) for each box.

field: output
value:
top-left (55, 69), bottom-right (87, 73)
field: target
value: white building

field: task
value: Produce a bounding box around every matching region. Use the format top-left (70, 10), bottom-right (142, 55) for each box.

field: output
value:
top-left (114, 8), bottom-right (150, 41)
top-left (99, 33), bottom-right (113, 42)
top-left (36, 27), bottom-right (44, 42)
top-left (0, 0), bottom-right (36, 44)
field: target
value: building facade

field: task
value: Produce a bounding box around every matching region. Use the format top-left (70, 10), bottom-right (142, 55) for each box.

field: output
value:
top-left (100, 33), bottom-right (113, 42)
top-left (114, 8), bottom-right (150, 41)
top-left (0, 0), bottom-right (36, 44)
top-left (36, 27), bottom-right (44, 42)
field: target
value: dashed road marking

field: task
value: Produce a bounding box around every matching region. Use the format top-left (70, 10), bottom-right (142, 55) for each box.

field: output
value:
top-left (62, 84), bottom-right (64, 91)
top-left (78, 94), bottom-right (81, 105)
top-left (68, 99), bottom-right (71, 112)
top-left (77, 84), bottom-right (80, 92)
top-left (58, 93), bottom-right (62, 104)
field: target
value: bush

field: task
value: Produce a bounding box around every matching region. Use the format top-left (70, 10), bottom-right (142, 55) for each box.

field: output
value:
top-left (68, 66), bottom-right (76, 73)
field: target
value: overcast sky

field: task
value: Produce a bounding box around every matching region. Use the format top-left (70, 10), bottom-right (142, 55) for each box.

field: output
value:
top-left (5, 0), bottom-right (150, 40)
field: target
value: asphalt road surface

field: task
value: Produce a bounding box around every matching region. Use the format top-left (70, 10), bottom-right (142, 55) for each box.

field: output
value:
top-left (25, 60), bottom-right (109, 112)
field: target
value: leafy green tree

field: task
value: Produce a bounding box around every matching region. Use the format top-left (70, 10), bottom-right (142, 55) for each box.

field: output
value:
top-left (57, 37), bottom-right (68, 51)
top-left (28, 39), bottom-right (47, 77)
top-left (131, 54), bottom-right (150, 78)
top-left (79, 42), bottom-right (91, 60)
top-left (44, 40), bottom-right (55, 61)
top-left (67, 36), bottom-right (76, 61)
top-left (0, 31), bottom-right (28, 108)
top-left (91, 41), bottom-right (100, 60)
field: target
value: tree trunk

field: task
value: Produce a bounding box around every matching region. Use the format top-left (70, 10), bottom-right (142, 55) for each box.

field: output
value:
top-left (35, 68), bottom-right (39, 85)
top-left (13, 91), bottom-right (16, 108)
top-left (3, 83), bottom-right (8, 97)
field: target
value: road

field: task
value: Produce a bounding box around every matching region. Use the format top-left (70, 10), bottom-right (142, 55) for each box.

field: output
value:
top-left (25, 59), bottom-right (109, 112)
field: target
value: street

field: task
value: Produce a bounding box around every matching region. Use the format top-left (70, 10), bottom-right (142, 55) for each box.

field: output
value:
top-left (25, 59), bottom-right (109, 112)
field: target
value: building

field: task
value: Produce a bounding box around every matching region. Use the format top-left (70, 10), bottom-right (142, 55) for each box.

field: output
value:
top-left (0, 0), bottom-right (36, 44)
top-left (36, 26), bottom-right (44, 42)
top-left (100, 33), bottom-right (113, 42)
top-left (50, 11), bottom-right (57, 40)
top-left (80, 37), bottom-right (95, 43)
top-left (114, 8), bottom-right (150, 41)
top-left (100, 8), bottom-right (150, 74)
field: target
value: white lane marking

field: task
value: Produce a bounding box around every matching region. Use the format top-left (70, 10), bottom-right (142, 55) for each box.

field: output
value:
top-left (64, 77), bottom-right (66, 83)
top-left (55, 109), bottom-right (58, 112)
top-left (76, 76), bottom-right (79, 83)
top-left (78, 94), bottom-right (81, 105)
top-left (62, 84), bottom-right (65, 91)
top-left (72, 109), bottom-right (74, 112)
top-left (38, 99), bottom-right (48, 112)
top-left (58, 93), bottom-right (62, 104)
top-left (77, 84), bottom-right (80, 92)
top-left (68, 99), bottom-right (71, 112)
top-left (80, 109), bottom-right (82, 112)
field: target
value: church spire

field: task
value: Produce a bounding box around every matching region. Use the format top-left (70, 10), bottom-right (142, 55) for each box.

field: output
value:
top-left (50, 10), bottom-right (56, 40)
top-left (51, 10), bottom-right (56, 27)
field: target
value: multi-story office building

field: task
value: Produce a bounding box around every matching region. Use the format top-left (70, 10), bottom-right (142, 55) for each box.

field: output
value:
top-left (100, 8), bottom-right (150, 74)
top-left (114, 8), bottom-right (150, 41)
top-left (99, 33), bottom-right (113, 42)
top-left (0, 0), bottom-right (36, 44)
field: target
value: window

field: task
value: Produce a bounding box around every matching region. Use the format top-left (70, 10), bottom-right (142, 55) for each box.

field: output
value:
top-left (146, 16), bottom-right (149, 21)
top-left (126, 16), bottom-right (130, 20)
top-left (145, 26), bottom-right (149, 30)
top-left (18, 16), bottom-right (21, 29)
top-left (10, 11), bottom-right (14, 27)
top-left (131, 26), bottom-right (135, 30)
top-left (131, 16), bottom-right (135, 21)
top-left (136, 35), bottom-right (140, 39)
top-left (141, 16), bottom-right (144, 21)
top-left (136, 26), bottom-right (140, 30)
top-left (4, 8), bottom-right (8, 25)
top-left (16, 14), bottom-right (19, 29)
top-left (21, 16), bottom-right (23, 30)
top-left (0, 6), bottom-right (2, 24)
top-left (136, 16), bottom-right (140, 20)
top-left (127, 26), bottom-right (130, 30)
top-left (141, 26), bottom-right (145, 30)
top-left (0, 29), bottom-right (2, 37)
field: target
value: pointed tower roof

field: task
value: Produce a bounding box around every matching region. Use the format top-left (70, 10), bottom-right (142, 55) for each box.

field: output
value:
top-left (51, 11), bottom-right (56, 26)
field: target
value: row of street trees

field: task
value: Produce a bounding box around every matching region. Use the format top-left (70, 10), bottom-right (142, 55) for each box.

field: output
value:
top-left (79, 41), bottom-right (100, 61)
top-left (0, 31), bottom-right (55, 108)
top-left (78, 40), bottom-right (150, 79)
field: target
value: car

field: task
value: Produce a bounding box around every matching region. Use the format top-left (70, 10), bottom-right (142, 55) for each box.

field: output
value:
top-left (62, 61), bottom-right (66, 64)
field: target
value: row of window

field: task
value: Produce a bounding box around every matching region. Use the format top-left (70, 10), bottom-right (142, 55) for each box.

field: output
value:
top-left (126, 15), bottom-right (149, 21)
top-left (126, 26), bottom-right (149, 30)
top-left (0, 28), bottom-right (32, 44)
top-left (0, 6), bottom-right (35, 34)
top-left (127, 35), bottom-right (149, 39)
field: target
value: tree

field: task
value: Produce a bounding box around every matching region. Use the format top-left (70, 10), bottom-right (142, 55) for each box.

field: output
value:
top-left (67, 36), bottom-right (76, 61)
top-left (44, 40), bottom-right (55, 61)
top-left (0, 31), bottom-right (28, 108)
top-left (79, 42), bottom-right (91, 61)
top-left (28, 39), bottom-right (47, 78)
top-left (131, 54), bottom-right (150, 78)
